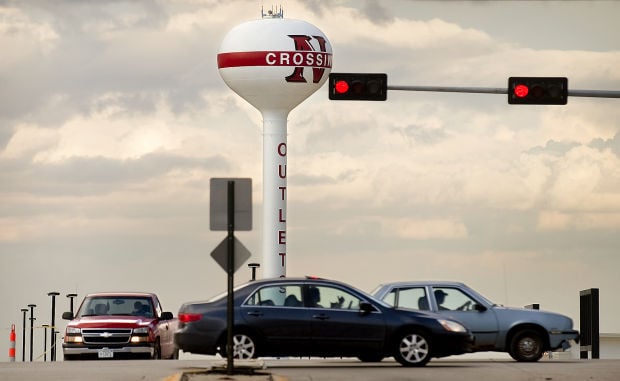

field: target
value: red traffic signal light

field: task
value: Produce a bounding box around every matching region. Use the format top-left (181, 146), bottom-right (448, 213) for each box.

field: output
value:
top-left (508, 77), bottom-right (568, 105)
top-left (328, 73), bottom-right (387, 101)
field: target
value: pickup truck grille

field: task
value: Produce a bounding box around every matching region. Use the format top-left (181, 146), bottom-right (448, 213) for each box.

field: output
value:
top-left (81, 328), bottom-right (132, 344)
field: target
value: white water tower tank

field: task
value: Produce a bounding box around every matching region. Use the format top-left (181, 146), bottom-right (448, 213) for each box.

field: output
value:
top-left (218, 11), bottom-right (332, 278)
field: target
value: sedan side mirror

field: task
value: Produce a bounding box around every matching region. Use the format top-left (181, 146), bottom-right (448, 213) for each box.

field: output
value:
top-left (474, 304), bottom-right (487, 312)
top-left (359, 302), bottom-right (375, 316)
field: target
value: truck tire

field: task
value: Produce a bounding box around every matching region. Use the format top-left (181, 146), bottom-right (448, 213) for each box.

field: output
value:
top-left (152, 339), bottom-right (161, 359)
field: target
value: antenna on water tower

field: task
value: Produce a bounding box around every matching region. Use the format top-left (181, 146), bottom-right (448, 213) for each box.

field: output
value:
top-left (261, 5), bottom-right (284, 19)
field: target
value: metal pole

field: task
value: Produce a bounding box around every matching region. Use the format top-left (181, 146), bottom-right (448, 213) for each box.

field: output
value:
top-left (388, 85), bottom-right (506, 95)
top-left (27, 304), bottom-right (36, 362)
top-left (387, 85), bottom-right (620, 99)
top-left (66, 293), bottom-right (78, 316)
top-left (569, 89), bottom-right (620, 98)
top-left (248, 263), bottom-right (260, 281)
top-left (226, 180), bottom-right (235, 375)
top-left (53, 331), bottom-right (59, 361)
top-left (42, 324), bottom-right (49, 362)
top-left (48, 292), bottom-right (60, 361)
top-left (20, 309), bottom-right (28, 362)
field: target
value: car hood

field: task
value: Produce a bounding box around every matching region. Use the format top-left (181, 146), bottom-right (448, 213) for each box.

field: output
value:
top-left (67, 315), bottom-right (155, 328)
top-left (492, 305), bottom-right (574, 329)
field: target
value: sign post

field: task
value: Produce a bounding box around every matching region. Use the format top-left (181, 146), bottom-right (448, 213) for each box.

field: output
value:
top-left (209, 178), bottom-right (252, 375)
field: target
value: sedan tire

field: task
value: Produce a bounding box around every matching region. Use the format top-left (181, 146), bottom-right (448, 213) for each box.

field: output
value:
top-left (232, 333), bottom-right (257, 360)
top-left (509, 329), bottom-right (544, 362)
top-left (393, 330), bottom-right (432, 367)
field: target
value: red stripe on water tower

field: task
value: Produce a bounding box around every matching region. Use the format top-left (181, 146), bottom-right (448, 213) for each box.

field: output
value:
top-left (218, 51), bottom-right (332, 69)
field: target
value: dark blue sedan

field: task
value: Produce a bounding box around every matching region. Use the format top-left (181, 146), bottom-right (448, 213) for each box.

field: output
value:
top-left (174, 277), bottom-right (473, 366)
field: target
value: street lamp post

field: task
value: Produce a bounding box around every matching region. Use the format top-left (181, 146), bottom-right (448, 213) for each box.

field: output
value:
top-left (27, 304), bottom-right (36, 362)
top-left (20, 308), bottom-right (28, 362)
top-left (248, 263), bottom-right (260, 281)
top-left (66, 293), bottom-right (78, 316)
top-left (42, 324), bottom-right (49, 362)
top-left (48, 292), bottom-right (60, 361)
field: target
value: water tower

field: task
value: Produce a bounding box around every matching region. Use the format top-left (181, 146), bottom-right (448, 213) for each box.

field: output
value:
top-left (218, 9), bottom-right (332, 278)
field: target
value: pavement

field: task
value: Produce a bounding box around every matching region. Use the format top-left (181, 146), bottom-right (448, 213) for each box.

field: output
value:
top-left (167, 357), bottom-right (620, 381)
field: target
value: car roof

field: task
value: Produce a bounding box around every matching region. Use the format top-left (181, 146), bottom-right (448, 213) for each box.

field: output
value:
top-left (377, 281), bottom-right (468, 288)
top-left (84, 292), bottom-right (157, 298)
top-left (245, 276), bottom-right (350, 287)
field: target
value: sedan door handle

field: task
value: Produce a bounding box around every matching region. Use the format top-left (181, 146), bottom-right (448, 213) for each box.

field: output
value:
top-left (247, 311), bottom-right (263, 317)
top-left (312, 314), bottom-right (330, 321)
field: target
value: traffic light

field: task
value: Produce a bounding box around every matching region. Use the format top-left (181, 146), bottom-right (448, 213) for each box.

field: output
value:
top-left (508, 77), bottom-right (568, 105)
top-left (328, 73), bottom-right (388, 101)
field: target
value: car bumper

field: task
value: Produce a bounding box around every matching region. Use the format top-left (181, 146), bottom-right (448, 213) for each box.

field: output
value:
top-left (174, 329), bottom-right (219, 355)
top-left (432, 332), bottom-right (475, 358)
top-left (549, 329), bottom-right (579, 351)
top-left (62, 343), bottom-right (154, 359)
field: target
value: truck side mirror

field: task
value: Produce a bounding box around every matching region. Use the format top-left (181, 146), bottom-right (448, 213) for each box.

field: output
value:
top-left (160, 311), bottom-right (174, 320)
top-left (62, 311), bottom-right (74, 320)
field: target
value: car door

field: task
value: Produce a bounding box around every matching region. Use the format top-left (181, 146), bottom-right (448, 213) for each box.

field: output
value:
top-left (305, 284), bottom-right (386, 355)
top-left (430, 286), bottom-right (499, 348)
top-left (241, 284), bottom-right (312, 355)
top-left (151, 297), bottom-right (174, 358)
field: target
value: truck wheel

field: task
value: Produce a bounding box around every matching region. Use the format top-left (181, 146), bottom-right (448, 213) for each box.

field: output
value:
top-left (393, 330), bottom-right (432, 367)
top-left (509, 329), bottom-right (544, 362)
top-left (152, 340), bottom-right (162, 360)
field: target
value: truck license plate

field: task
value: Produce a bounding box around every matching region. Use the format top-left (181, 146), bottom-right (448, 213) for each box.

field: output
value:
top-left (98, 348), bottom-right (114, 359)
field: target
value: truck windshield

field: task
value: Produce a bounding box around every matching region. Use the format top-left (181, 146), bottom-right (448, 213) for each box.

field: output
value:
top-left (78, 297), bottom-right (154, 318)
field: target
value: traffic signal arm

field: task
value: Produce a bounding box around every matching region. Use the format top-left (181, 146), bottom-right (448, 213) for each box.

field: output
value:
top-left (327, 74), bottom-right (620, 102)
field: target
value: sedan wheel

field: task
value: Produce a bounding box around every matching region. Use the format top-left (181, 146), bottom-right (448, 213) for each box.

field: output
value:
top-left (393, 331), bottom-right (431, 367)
top-left (232, 333), bottom-right (256, 359)
top-left (509, 329), bottom-right (544, 362)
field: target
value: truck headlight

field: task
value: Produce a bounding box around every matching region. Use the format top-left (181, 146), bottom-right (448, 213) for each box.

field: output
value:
top-left (438, 319), bottom-right (467, 333)
top-left (131, 327), bottom-right (150, 343)
top-left (64, 327), bottom-right (83, 343)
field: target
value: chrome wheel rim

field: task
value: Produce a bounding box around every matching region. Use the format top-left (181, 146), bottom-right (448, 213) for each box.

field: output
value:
top-left (399, 334), bottom-right (429, 364)
top-left (232, 334), bottom-right (255, 359)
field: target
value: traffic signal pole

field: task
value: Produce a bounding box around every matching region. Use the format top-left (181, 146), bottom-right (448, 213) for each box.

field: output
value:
top-left (388, 85), bottom-right (505, 95)
top-left (387, 85), bottom-right (620, 99)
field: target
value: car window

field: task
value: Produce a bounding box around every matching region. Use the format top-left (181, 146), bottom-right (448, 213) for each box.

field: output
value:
top-left (433, 287), bottom-right (478, 311)
top-left (307, 285), bottom-right (363, 310)
top-left (384, 287), bottom-right (429, 310)
top-left (244, 285), bottom-right (303, 307)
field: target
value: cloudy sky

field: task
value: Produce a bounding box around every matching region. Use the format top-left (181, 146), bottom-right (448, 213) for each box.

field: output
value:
top-left (1, 0), bottom-right (619, 361)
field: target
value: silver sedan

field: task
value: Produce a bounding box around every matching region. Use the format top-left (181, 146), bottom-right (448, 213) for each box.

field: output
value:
top-left (372, 281), bottom-right (579, 362)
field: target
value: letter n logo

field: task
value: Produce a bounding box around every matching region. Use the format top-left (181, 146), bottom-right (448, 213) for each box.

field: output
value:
top-left (285, 35), bottom-right (327, 84)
